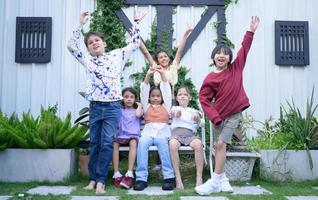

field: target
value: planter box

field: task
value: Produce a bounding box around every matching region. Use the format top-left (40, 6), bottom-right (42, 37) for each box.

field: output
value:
top-left (0, 149), bottom-right (76, 182)
top-left (212, 149), bottom-right (260, 181)
top-left (259, 150), bottom-right (318, 181)
top-left (225, 151), bottom-right (260, 181)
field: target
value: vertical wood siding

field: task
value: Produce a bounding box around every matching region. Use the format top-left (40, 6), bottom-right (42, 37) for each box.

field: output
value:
top-left (1, 0), bottom-right (317, 128)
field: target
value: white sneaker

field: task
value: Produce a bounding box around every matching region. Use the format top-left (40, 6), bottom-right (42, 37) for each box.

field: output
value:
top-left (195, 179), bottom-right (221, 195)
top-left (221, 178), bottom-right (233, 193)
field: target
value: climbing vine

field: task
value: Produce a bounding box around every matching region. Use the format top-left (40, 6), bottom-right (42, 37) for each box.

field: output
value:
top-left (221, 0), bottom-right (238, 48)
top-left (89, 1), bottom-right (238, 108)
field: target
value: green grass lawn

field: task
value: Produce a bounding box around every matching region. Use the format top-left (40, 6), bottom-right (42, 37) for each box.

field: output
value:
top-left (1, 154), bottom-right (318, 200)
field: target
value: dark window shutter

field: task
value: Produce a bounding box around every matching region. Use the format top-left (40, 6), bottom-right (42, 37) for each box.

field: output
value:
top-left (275, 20), bottom-right (309, 66)
top-left (15, 17), bottom-right (52, 63)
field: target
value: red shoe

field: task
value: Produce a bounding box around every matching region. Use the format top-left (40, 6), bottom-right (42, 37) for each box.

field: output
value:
top-left (120, 176), bottom-right (133, 189)
top-left (113, 176), bottom-right (123, 188)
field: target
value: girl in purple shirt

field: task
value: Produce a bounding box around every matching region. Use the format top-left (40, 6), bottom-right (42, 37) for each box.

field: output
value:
top-left (112, 87), bottom-right (142, 189)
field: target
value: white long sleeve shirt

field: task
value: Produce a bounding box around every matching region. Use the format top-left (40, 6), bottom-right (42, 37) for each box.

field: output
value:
top-left (67, 22), bottom-right (141, 102)
top-left (170, 106), bottom-right (203, 133)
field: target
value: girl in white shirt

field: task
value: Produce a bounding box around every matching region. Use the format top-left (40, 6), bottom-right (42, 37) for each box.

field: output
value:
top-left (169, 86), bottom-right (204, 189)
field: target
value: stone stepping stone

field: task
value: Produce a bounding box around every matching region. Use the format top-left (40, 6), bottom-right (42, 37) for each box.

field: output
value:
top-left (286, 197), bottom-right (318, 200)
top-left (128, 186), bottom-right (173, 195)
top-left (0, 196), bottom-right (11, 200)
top-left (313, 187), bottom-right (318, 190)
top-left (27, 186), bottom-right (75, 195)
top-left (180, 197), bottom-right (229, 200)
top-left (231, 186), bottom-right (272, 195)
top-left (71, 196), bottom-right (119, 200)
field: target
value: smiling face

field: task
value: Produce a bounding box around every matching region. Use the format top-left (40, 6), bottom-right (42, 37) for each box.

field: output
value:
top-left (149, 88), bottom-right (162, 105)
top-left (176, 87), bottom-right (191, 108)
top-left (86, 34), bottom-right (106, 56)
top-left (123, 90), bottom-right (136, 108)
top-left (156, 51), bottom-right (170, 68)
top-left (211, 44), bottom-right (232, 71)
top-left (213, 51), bottom-right (230, 70)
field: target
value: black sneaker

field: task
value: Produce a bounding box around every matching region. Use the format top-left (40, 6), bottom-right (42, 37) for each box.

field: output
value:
top-left (162, 178), bottom-right (176, 190)
top-left (133, 180), bottom-right (148, 191)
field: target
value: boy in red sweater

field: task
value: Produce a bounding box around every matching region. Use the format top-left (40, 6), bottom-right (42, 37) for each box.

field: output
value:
top-left (195, 16), bottom-right (260, 195)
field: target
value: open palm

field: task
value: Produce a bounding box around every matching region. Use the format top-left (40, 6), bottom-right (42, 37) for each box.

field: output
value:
top-left (250, 16), bottom-right (260, 32)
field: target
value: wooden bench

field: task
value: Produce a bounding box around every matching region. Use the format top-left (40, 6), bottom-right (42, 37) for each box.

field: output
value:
top-left (78, 113), bottom-right (207, 164)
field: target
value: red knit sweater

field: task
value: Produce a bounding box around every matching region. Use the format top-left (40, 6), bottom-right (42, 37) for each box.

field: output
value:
top-left (199, 31), bottom-right (254, 125)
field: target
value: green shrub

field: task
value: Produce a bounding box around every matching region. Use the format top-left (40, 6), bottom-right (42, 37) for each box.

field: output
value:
top-left (246, 88), bottom-right (318, 152)
top-left (0, 105), bottom-right (88, 150)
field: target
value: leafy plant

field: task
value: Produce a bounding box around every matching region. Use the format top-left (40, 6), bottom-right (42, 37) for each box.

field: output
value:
top-left (0, 105), bottom-right (88, 150)
top-left (245, 88), bottom-right (318, 170)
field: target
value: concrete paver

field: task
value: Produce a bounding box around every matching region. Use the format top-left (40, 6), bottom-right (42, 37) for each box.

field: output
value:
top-left (27, 186), bottom-right (75, 195)
top-left (286, 196), bottom-right (318, 200)
top-left (0, 196), bottom-right (11, 200)
top-left (128, 186), bottom-right (174, 195)
top-left (71, 196), bottom-right (118, 200)
top-left (231, 186), bottom-right (272, 195)
top-left (180, 197), bottom-right (229, 200)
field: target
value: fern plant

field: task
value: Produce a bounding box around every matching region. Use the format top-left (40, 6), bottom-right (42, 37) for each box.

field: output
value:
top-left (0, 105), bottom-right (88, 150)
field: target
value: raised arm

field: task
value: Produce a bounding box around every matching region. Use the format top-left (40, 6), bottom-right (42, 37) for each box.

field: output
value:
top-left (120, 11), bottom-right (146, 63)
top-left (232, 16), bottom-right (260, 71)
top-left (140, 67), bottom-right (156, 109)
top-left (143, 66), bottom-right (156, 85)
top-left (157, 66), bottom-right (172, 110)
top-left (173, 24), bottom-right (193, 65)
top-left (67, 11), bottom-right (90, 67)
top-left (140, 41), bottom-right (155, 66)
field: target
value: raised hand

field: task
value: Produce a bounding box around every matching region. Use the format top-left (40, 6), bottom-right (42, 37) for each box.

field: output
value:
top-left (250, 16), bottom-right (260, 32)
top-left (134, 10), bottom-right (146, 22)
top-left (79, 11), bottom-right (90, 25)
top-left (185, 23), bottom-right (193, 35)
top-left (146, 66), bottom-right (156, 75)
top-left (155, 65), bottom-right (164, 74)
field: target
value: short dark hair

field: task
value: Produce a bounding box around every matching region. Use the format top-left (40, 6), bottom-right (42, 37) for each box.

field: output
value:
top-left (84, 31), bottom-right (105, 47)
top-left (122, 87), bottom-right (138, 109)
top-left (211, 44), bottom-right (233, 65)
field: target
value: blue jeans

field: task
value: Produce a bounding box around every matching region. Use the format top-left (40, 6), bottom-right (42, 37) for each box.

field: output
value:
top-left (136, 134), bottom-right (175, 182)
top-left (88, 101), bottom-right (121, 183)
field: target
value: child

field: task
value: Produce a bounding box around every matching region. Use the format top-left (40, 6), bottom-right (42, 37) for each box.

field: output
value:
top-left (140, 24), bottom-right (193, 90)
top-left (140, 24), bottom-right (193, 171)
top-left (133, 66), bottom-right (175, 191)
top-left (67, 11), bottom-right (144, 194)
top-left (112, 87), bottom-right (142, 189)
top-left (195, 16), bottom-right (260, 195)
top-left (169, 86), bottom-right (204, 189)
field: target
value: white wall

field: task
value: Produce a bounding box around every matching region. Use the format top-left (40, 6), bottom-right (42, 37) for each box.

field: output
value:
top-left (0, 0), bottom-right (95, 119)
top-left (1, 0), bottom-right (317, 127)
top-left (123, 1), bottom-right (318, 131)
top-left (226, 0), bottom-right (318, 130)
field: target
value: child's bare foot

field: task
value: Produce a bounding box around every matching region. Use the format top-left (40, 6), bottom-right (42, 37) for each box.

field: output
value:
top-left (84, 180), bottom-right (96, 190)
top-left (96, 182), bottom-right (105, 195)
top-left (175, 179), bottom-right (184, 189)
